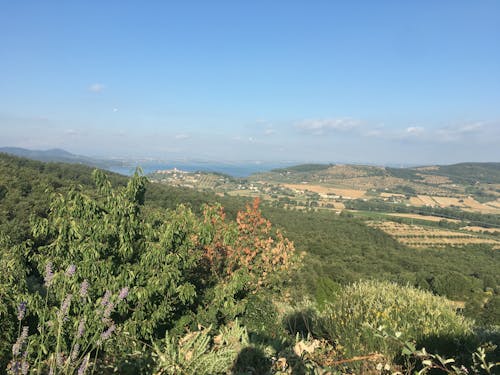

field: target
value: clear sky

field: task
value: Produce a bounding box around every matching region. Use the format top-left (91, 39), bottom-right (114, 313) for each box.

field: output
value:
top-left (1, 1), bottom-right (499, 164)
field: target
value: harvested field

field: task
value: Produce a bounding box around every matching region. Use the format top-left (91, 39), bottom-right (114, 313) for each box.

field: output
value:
top-left (486, 200), bottom-right (500, 209)
top-left (380, 192), bottom-right (405, 198)
top-left (386, 213), bottom-right (460, 223)
top-left (431, 196), bottom-right (464, 207)
top-left (408, 195), bottom-right (500, 214)
top-left (282, 184), bottom-right (366, 199)
top-left (462, 197), bottom-right (485, 209)
top-left (416, 195), bottom-right (437, 206)
top-left (367, 221), bottom-right (500, 249)
top-left (409, 196), bottom-right (425, 206)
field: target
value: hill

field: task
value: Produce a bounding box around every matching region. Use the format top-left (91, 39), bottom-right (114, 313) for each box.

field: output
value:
top-left (1, 153), bottom-right (499, 321)
top-left (1, 153), bottom-right (499, 373)
top-left (0, 147), bottom-right (123, 168)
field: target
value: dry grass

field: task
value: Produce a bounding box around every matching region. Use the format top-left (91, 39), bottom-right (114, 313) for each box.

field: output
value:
top-left (386, 213), bottom-right (460, 223)
top-left (416, 195), bottom-right (437, 206)
top-left (431, 196), bottom-right (464, 207)
top-left (409, 196), bottom-right (425, 206)
top-left (282, 184), bottom-right (366, 199)
top-left (408, 195), bottom-right (500, 214)
top-left (380, 192), bottom-right (405, 198)
top-left (486, 199), bottom-right (500, 209)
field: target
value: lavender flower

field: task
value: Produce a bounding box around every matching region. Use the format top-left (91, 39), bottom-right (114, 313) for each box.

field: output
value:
top-left (21, 360), bottom-right (29, 375)
top-left (44, 262), bottom-right (54, 286)
top-left (101, 290), bottom-right (112, 307)
top-left (65, 264), bottom-right (76, 277)
top-left (17, 302), bottom-right (27, 321)
top-left (77, 319), bottom-right (85, 338)
top-left (79, 279), bottom-right (89, 298)
top-left (100, 323), bottom-right (115, 341)
top-left (12, 342), bottom-right (21, 357)
top-left (21, 352), bottom-right (29, 375)
top-left (71, 343), bottom-right (80, 362)
top-left (20, 326), bottom-right (28, 342)
top-left (59, 294), bottom-right (72, 320)
top-left (118, 286), bottom-right (129, 301)
top-left (8, 360), bottom-right (21, 374)
top-left (57, 352), bottom-right (66, 367)
top-left (103, 302), bottom-right (114, 319)
top-left (78, 355), bottom-right (89, 375)
top-left (12, 327), bottom-right (29, 357)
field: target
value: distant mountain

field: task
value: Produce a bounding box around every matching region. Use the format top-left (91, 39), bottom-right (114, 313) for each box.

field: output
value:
top-left (388, 162), bottom-right (500, 185)
top-left (0, 147), bottom-right (123, 168)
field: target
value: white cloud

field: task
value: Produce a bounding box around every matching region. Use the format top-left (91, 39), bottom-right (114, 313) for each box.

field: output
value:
top-left (264, 128), bottom-right (276, 135)
top-left (436, 122), bottom-right (486, 142)
top-left (405, 126), bottom-right (425, 136)
top-left (174, 133), bottom-right (190, 140)
top-left (64, 129), bottom-right (79, 136)
top-left (297, 118), bottom-right (360, 135)
top-left (88, 83), bottom-right (105, 93)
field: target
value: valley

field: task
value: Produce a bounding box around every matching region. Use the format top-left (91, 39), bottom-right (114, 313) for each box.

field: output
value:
top-left (149, 162), bottom-right (500, 251)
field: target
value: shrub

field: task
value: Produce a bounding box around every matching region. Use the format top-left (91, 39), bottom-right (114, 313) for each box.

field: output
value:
top-left (315, 280), bottom-right (474, 359)
top-left (152, 321), bottom-right (249, 375)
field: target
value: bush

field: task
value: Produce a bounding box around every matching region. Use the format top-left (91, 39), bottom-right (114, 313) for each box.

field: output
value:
top-left (314, 280), bottom-right (473, 359)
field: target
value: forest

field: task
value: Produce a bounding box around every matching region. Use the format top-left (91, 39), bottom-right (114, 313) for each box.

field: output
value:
top-left (0, 153), bottom-right (499, 374)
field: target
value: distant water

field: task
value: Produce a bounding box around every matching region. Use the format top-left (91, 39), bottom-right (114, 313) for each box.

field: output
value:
top-left (106, 162), bottom-right (291, 178)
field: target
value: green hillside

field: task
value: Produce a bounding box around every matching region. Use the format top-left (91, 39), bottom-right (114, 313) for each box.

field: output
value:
top-left (1, 154), bottom-right (499, 374)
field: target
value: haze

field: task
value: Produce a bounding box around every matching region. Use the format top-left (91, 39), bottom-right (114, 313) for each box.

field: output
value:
top-left (1, 1), bottom-right (499, 165)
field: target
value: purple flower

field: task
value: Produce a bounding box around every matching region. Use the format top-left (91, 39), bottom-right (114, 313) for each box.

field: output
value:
top-left (21, 359), bottom-right (29, 375)
top-left (44, 262), bottom-right (54, 286)
top-left (12, 327), bottom-right (29, 357)
top-left (79, 279), bottom-right (89, 298)
top-left (17, 302), bottom-right (27, 321)
top-left (101, 290), bottom-right (112, 307)
top-left (65, 264), bottom-right (76, 277)
top-left (8, 360), bottom-right (21, 374)
top-left (59, 294), bottom-right (72, 320)
top-left (100, 324), bottom-right (115, 341)
top-left (20, 326), bottom-right (28, 342)
top-left (21, 351), bottom-right (30, 375)
top-left (71, 343), bottom-right (80, 362)
top-left (77, 319), bottom-right (85, 338)
top-left (118, 287), bottom-right (129, 301)
top-left (78, 355), bottom-right (89, 375)
top-left (103, 302), bottom-right (114, 319)
top-left (12, 342), bottom-right (21, 357)
top-left (57, 352), bottom-right (66, 367)
top-left (21, 352), bottom-right (29, 375)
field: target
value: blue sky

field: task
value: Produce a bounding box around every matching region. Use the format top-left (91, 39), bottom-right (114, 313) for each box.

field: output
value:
top-left (1, 1), bottom-right (499, 164)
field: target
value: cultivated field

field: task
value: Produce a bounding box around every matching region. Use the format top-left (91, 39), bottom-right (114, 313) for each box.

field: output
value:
top-left (283, 184), bottom-right (366, 199)
top-left (367, 221), bottom-right (500, 249)
top-left (407, 194), bottom-right (500, 214)
top-left (386, 213), bottom-right (460, 223)
top-left (461, 226), bottom-right (500, 234)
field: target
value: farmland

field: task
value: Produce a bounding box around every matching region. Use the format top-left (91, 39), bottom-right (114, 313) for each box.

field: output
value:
top-left (367, 221), bottom-right (500, 249)
top-left (148, 162), bottom-right (500, 252)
